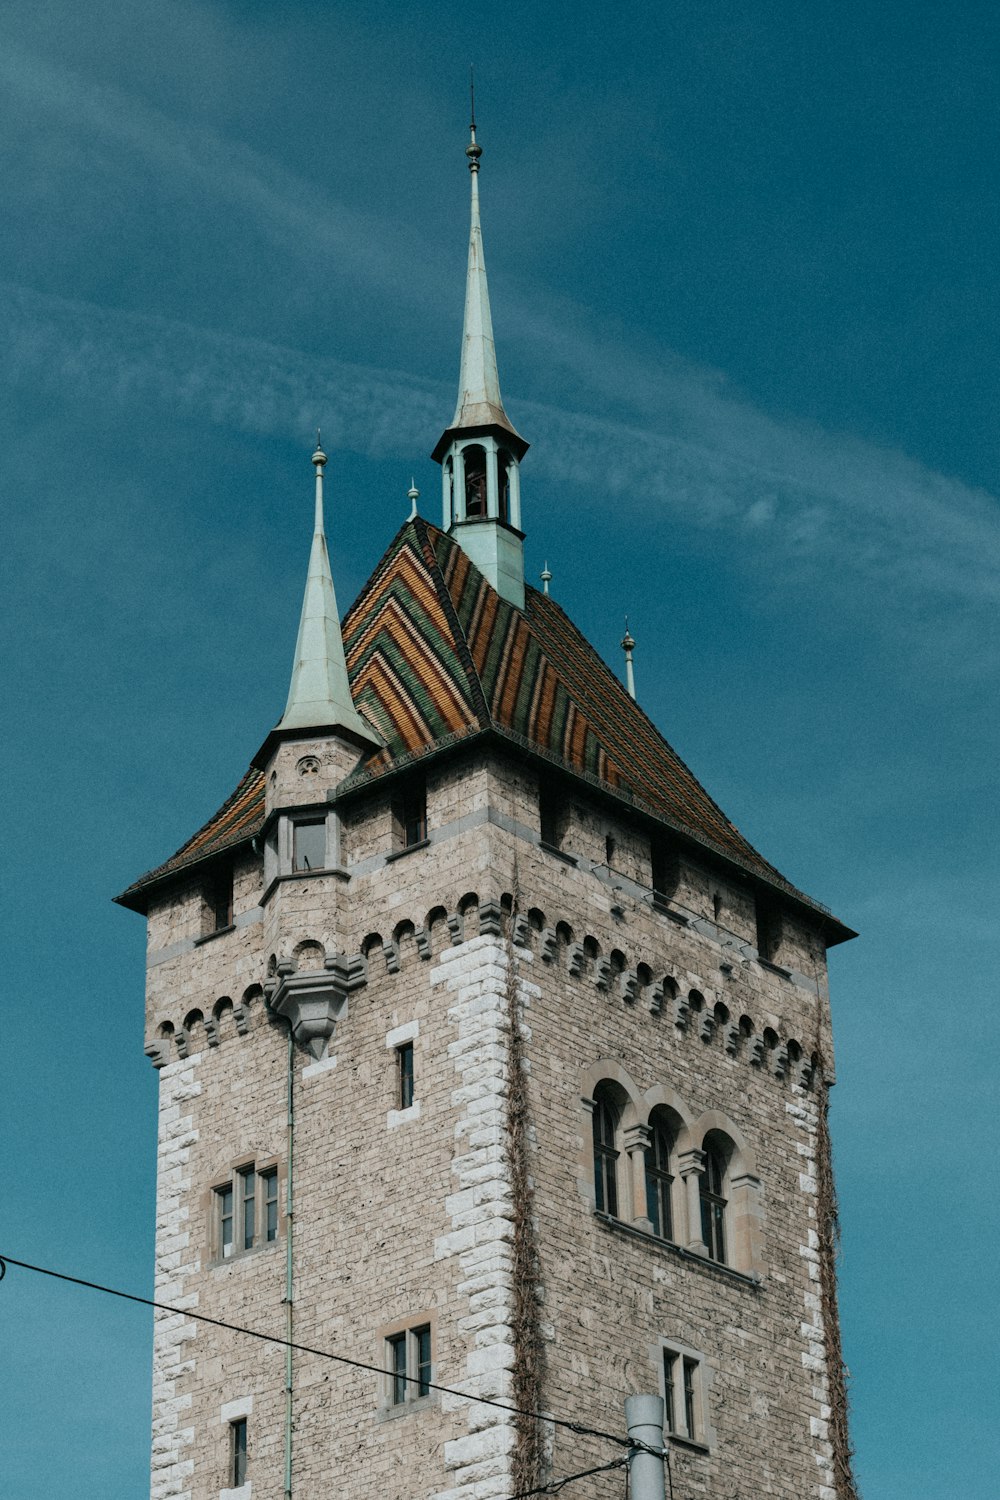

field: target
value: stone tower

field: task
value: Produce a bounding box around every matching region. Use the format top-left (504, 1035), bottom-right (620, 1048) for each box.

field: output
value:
top-left (118, 120), bottom-right (857, 1500)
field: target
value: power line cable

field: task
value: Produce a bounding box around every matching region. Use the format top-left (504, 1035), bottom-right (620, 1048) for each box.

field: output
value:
top-left (0, 1252), bottom-right (654, 1457)
top-left (502, 1456), bottom-right (629, 1499)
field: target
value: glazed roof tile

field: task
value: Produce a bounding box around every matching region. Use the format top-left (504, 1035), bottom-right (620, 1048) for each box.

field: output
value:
top-left (117, 518), bottom-right (843, 932)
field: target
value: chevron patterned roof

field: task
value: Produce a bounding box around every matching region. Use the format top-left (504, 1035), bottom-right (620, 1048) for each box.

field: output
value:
top-left (117, 517), bottom-right (838, 925)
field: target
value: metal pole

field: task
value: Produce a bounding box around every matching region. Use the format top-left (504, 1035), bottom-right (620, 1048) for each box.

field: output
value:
top-left (625, 1394), bottom-right (665, 1500)
top-left (283, 1026), bottom-right (295, 1499)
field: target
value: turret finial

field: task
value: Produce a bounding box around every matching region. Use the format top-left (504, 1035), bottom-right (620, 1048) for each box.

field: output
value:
top-left (620, 617), bottom-right (637, 700)
top-left (540, 562), bottom-right (552, 596)
top-left (407, 478), bottom-right (420, 519)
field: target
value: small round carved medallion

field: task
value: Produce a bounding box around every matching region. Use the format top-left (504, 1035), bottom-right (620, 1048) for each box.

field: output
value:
top-left (297, 756), bottom-right (320, 777)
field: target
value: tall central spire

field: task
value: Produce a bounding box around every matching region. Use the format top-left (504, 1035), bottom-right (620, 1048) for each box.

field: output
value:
top-left (449, 107), bottom-right (519, 437)
top-left (433, 102), bottom-right (529, 611)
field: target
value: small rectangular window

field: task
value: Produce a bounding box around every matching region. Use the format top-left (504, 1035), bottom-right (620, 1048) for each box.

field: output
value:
top-left (651, 839), bottom-right (678, 903)
top-left (662, 1346), bottom-right (704, 1444)
top-left (216, 1164), bottom-right (281, 1260)
top-left (385, 1323), bottom-right (433, 1408)
top-left (218, 1185), bottom-right (234, 1257)
top-left (397, 1042), bottom-right (415, 1110)
top-left (392, 782), bottom-right (427, 850)
top-left (538, 779), bottom-right (564, 849)
top-left (240, 1167), bottom-right (255, 1251)
top-left (230, 1417), bottom-right (248, 1487)
top-left (756, 898), bottom-right (782, 962)
top-left (262, 1168), bottom-right (278, 1243)
top-left (293, 819), bottom-right (327, 872)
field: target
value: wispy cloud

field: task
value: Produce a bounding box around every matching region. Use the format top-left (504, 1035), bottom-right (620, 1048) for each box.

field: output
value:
top-left (4, 277), bottom-right (998, 627)
top-left (2, 30), bottom-right (997, 631)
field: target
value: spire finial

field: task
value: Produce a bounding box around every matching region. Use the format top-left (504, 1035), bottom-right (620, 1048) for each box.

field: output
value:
top-left (540, 562), bottom-right (552, 596)
top-left (311, 432), bottom-right (327, 533)
top-left (620, 617), bottom-right (637, 700)
top-left (467, 67), bottom-right (482, 172)
top-left (407, 477), bottom-right (420, 519)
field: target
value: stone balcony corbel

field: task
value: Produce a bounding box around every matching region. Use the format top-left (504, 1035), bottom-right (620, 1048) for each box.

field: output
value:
top-left (265, 951), bottom-right (367, 1058)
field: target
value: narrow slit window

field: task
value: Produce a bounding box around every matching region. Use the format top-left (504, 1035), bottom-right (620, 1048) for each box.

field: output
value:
top-left (218, 1185), bottom-right (234, 1257)
top-left (591, 1094), bottom-right (619, 1217)
top-left (415, 1325), bottom-right (432, 1397)
top-left (397, 1042), bottom-right (415, 1110)
top-left (293, 819), bottom-right (327, 872)
top-left (683, 1358), bottom-right (698, 1439)
top-left (663, 1351), bottom-right (677, 1434)
top-left (699, 1146), bottom-right (728, 1264)
top-left (230, 1418), bottom-right (247, 1487)
top-left (645, 1122), bottom-right (674, 1240)
top-left (262, 1168), bottom-right (278, 1243)
top-left (240, 1168), bottom-right (255, 1251)
top-left (388, 1332), bottom-right (408, 1405)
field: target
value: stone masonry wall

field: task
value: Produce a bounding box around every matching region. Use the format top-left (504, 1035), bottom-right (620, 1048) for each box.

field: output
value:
top-left (141, 740), bottom-right (847, 1500)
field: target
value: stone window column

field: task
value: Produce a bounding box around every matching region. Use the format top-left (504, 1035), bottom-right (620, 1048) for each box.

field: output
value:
top-left (729, 1171), bottom-right (764, 1275)
top-left (623, 1123), bottom-right (654, 1232)
top-left (441, 461), bottom-right (453, 530)
top-left (677, 1148), bottom-right (709, 1255)
top-left (508, 460), bottom-right (521, 530)
top-left (453, 447), bottom-right (467, 522)
top-left (484, 436), bottom-right (499, 519)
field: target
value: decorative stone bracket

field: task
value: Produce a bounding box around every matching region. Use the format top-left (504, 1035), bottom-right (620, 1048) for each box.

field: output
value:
top-left (265, 952), bottom-right (367, 1059)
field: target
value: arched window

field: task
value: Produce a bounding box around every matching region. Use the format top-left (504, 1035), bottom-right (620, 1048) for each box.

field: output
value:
top-left (463, 446), bottom-right (488, 517)
top-left (591, 1088), bottom-right (620, 1216)
top-left (699, 1138), bottom-right (728, 1263)
top-left (645, 1115), bottom-right (675, 1240)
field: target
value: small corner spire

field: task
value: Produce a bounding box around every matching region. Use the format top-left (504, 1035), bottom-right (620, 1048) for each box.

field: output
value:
top-left (275, 442), bottom-right (380, 748)
top-left (540, 562), bottom-right (552, 596)
top-left (407, 478), bottom-right (420, 519)
top-left (620, 617), bottom-right (637, 700)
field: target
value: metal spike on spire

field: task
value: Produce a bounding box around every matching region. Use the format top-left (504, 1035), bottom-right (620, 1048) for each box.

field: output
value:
top-left (276, 443), bottom-right (380, 746)
top-left (407, 478), bottom-right (420, 519)
top-left (540, 562), bottom-right (552, 596)
top-left (621, 617), bottom-right (637, 700)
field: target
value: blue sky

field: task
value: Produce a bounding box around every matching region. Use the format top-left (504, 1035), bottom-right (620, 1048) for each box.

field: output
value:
top-left (2, 2), bottom-right (998, 1495)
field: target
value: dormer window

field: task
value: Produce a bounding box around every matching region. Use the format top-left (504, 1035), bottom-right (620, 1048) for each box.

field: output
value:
top-left (292, 819), bottom-right (327, 872)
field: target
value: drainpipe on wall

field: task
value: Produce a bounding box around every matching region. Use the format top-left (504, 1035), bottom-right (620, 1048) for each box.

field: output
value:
top-left (284, 1026), bottom-right (295, 1499)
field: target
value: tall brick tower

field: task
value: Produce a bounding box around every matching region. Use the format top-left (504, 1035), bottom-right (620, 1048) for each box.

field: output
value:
top-left (118, 117), bottom-right (857, 1500)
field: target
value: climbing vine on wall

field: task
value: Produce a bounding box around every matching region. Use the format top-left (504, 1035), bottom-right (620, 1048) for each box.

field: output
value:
top-left (815, 1066), bottom-right (860, 1500)
top-left (504, 867), bottom-right (546, 1495)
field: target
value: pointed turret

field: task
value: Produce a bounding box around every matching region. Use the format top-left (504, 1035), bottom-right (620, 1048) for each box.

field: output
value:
top-left (255, 442), bottom-right (380, 766)
top-left (433, 106), bottom-right (528, 610)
